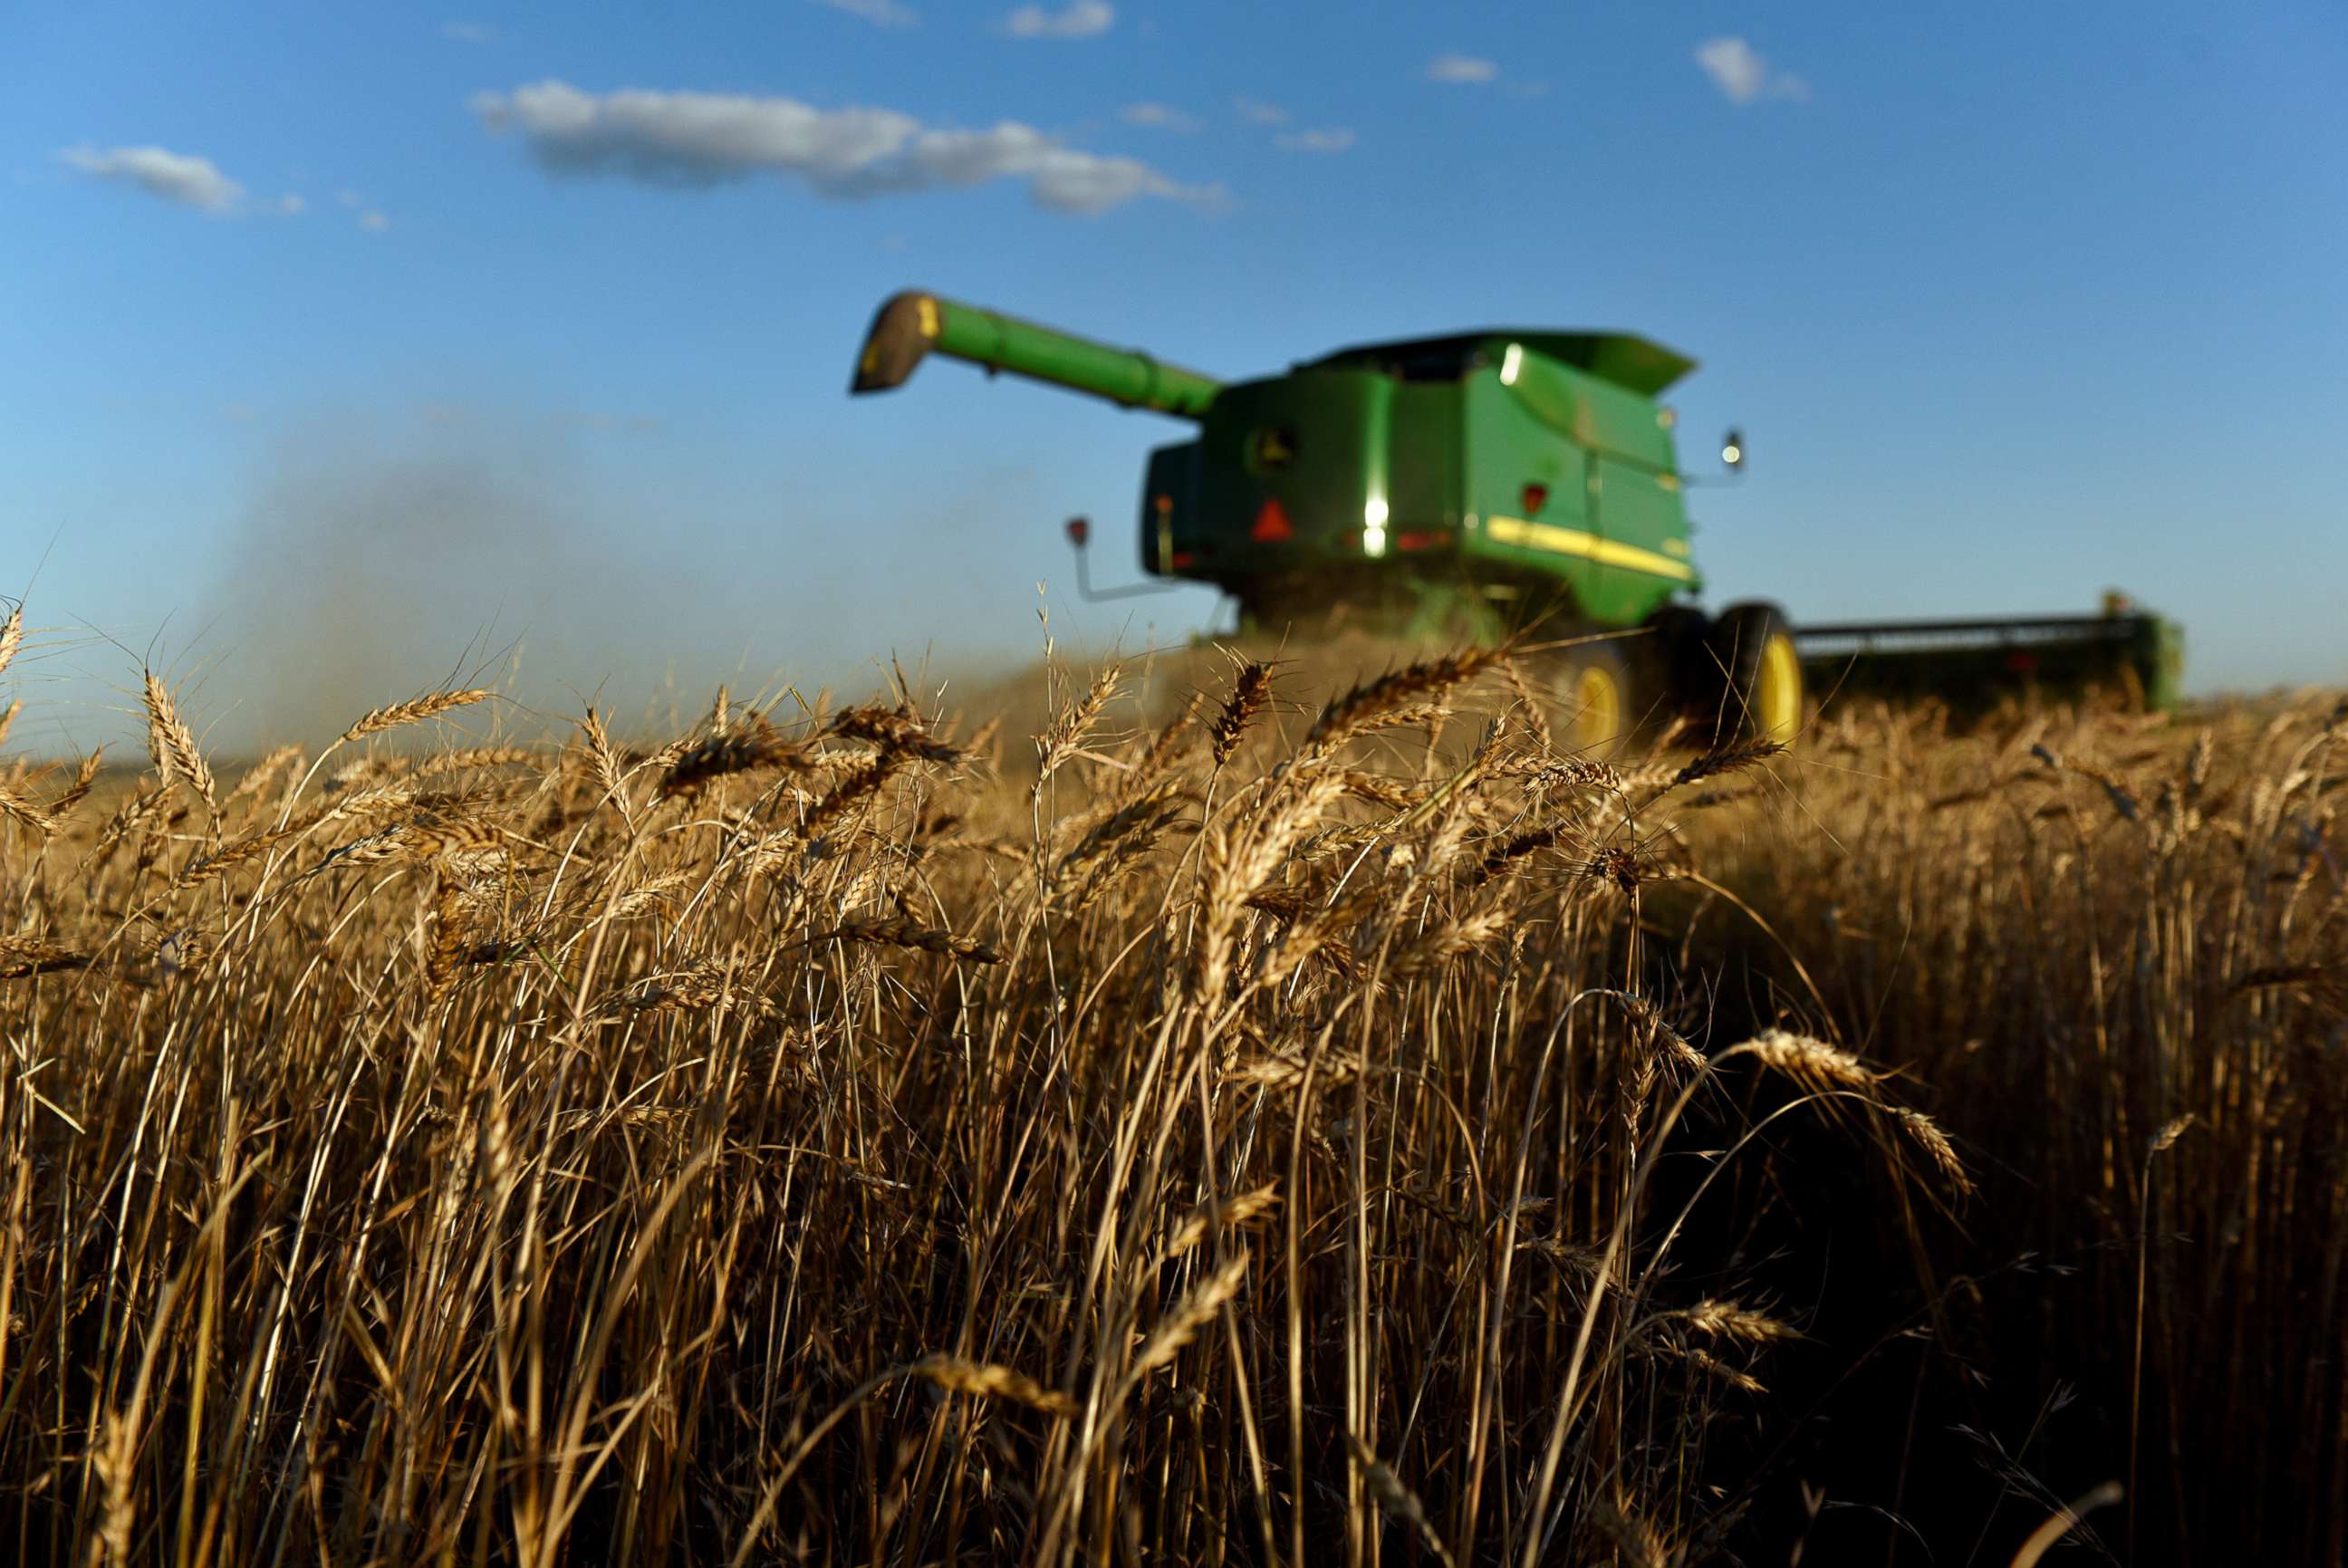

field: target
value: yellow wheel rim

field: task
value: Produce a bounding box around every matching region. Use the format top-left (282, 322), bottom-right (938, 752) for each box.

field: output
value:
top-left (1754, 633), bottom-right (1803, 744)
top-left (1564, 662), bottom-right (1624, 753)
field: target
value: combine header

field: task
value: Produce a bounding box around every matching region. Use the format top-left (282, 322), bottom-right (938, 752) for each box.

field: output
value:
top-left (852, 290), bottom-right (2183, 746)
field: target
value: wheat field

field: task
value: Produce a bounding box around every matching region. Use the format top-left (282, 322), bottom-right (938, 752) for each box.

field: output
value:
top-left (0, 599), bottom-right (2337, 1565)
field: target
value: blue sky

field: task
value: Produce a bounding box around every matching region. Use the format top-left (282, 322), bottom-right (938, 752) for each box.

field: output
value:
top-left (4, 1), bottom-right (2344, 746)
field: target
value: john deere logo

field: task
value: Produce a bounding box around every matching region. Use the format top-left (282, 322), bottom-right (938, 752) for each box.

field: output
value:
top-left (1246, 425), bottom-right (1298, 475)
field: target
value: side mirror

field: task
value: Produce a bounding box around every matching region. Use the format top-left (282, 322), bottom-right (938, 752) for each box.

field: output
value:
top-left (1720, 428), bottom-right (1745, 471)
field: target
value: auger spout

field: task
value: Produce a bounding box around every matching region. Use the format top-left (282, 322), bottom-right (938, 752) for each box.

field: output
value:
top-left (850, 291), bottom-right (1223, 421)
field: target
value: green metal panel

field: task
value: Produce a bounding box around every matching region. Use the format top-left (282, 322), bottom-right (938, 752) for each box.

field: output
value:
top-left (1455, 351), bottom-right (1699, 625)
top-left (1588, 462), bottom-right (1689, 624)
top-left (1498, 347), bottom-right (1677, 469)
top-left (1582, 369), bottom-right (1692, 623)
top-left (1147, 370), bottom-right (1468, 596)
top-left (852, 291), bottom-right (1222, 420)
top-left (1360, 372), bottom-right (1396, 548)
top-left (1460, 368), bottom-right (1589, 541)
top-left (1187, 370), bottom-right (1390, 573)
top-left (1384, 380), bottom-right (1463, 538)
top-left (2142, 617), bottom-right (2186, 711)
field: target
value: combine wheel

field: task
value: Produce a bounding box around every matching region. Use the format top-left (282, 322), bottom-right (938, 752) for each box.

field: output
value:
top-left (1548, 638), bottom-right (1635, 756)
top-left (1641, 603), bottom-right (1713, 716)
top-left (1705, 601), bottom-right (1804, 745)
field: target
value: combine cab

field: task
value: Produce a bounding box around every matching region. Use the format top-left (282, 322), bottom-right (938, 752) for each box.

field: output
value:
top-left (852, 290), bottom-right (2183, 745)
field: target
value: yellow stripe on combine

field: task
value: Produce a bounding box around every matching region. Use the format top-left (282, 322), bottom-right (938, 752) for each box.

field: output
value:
top-left (1482, 516), bottom-right (1697, 582)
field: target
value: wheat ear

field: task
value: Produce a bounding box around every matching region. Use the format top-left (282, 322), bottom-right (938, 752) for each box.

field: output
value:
top-left (339, 688), bottom-right (494, 743)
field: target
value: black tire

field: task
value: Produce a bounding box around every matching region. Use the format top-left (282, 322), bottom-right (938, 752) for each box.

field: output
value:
top-left (1702, 601), bottom-right (1804, 744)
top-left (1641, 602), bottom-right (1715, 721)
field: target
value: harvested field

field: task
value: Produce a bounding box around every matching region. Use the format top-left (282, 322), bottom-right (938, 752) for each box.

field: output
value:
top-left (0, 604), bottom-right (2337, 1564)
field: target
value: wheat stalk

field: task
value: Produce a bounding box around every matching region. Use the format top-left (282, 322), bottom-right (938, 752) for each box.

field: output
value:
top-left (1126, 1253), bottom-right (1247, 1386)
top-left (0, 776), bottom-right (59, 837)
top-left (1036, 662), bottom-right (1121, 780)
top-left (93, 785), bottom-right (172, 856)
top-left (142, 669), bottom-right (216, 811)
top-left (1678, 1299), bottom-right (1798, 1343)
top-left (172, 822), bottom-right (308, 890)
top-left (2148, 1112), bottom-right (2196, 1157)
top-left (47, 749), bottom-right (106, 821)
top-left (1302, 647), bottom-right (1504, 756)
top-left (1667, 737), bottom-right (1787, 791)
top-left (1210, 659), bottom-right (1272, 766)
top-left (913, 1355), bottom-right (1078, 1418)
top-left (828, 705), bottom-right (962, 763)
top-left (1741, 1029), bottom-right (1881, 1093)
top-left (813, 918), bottom-right (1004, 965)
top-left (660, 716), bottom-right (809, 798)
top-left (0, 935), bottom-right (88, 979)
top-left (1344, 1433), bottom-right (1458, 1568)
top-left (339, 688), bottom-right (494, 744)
top-left (1894, 1107), bottom-right (1975, 1196)
top-left (1164, 1185), bottom-right (1280, 1257)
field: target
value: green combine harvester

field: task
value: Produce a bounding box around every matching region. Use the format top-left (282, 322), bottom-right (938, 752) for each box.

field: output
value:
top-left (852, 290), bottom-right (2183, 747)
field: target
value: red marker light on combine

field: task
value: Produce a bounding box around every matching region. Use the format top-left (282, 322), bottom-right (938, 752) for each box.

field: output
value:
top-left (1064, 515), bottom-right (1091, 547)
top-left (1251, 498), bottom-right (1293, 544)
top-left (1394, 529), bottom-right (1453, 553)
top-left (1521, 483), bottom-right (1549, 516)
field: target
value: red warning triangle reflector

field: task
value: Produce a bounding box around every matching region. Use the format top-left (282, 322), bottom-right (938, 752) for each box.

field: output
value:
top-left (1251, 498), bottom-right (1293, 543)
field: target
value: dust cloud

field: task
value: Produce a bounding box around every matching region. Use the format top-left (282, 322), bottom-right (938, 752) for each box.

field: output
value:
top-left (200, 416), bottom-right (732, 749)
top-left (190, 412), bottom-right (1050, 753)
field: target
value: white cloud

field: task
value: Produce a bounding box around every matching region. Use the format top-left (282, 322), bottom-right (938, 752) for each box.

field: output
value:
top-left (1427, 53), bottom-right (1498, 84)
top-left (1234, 97), bottom-right (1287, 126)
top-left (58, 144), bottom-right (244, 212)
top-left (1003, 0), bottom-right (1111, 38)
top-left (442, 20), bottom-right (495, 43)
top-left (1121, 101), bottom-right (1198, 132)
top-left (472, 80), bottom-right (1221, 214)
top-left (1694, 36), bottom-right (1809, 105)
top-left (1275, 127), bottom-right (1353, 154)
top-left (359, 210), bottom-right (390, 231)
top-left (811, 0), bottom-right (919, 27)
top-left (278, 193), bottom-right (306, 214)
